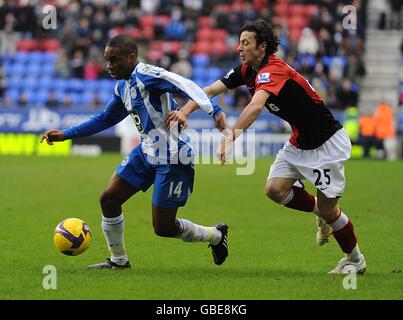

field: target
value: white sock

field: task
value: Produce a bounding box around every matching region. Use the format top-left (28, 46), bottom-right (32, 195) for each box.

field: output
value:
top-left (177, 218), bottom-right (222, 245)
top-left (346, 244), bottom-right (361, 261)
top-left (329, 211), bottom-right (349, 231)
top-left (102, 213), bottom-right (128, 265)
top-left (279, 188), bottom-right (294, 205)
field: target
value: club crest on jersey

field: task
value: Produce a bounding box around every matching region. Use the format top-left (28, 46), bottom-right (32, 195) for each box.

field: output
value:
top-left (258, 72), bottom-right (271, 83)
top-left (224, 69), bottom-right (235, 79)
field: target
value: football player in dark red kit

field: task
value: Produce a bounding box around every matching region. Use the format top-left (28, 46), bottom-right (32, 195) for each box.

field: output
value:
top-left (166, 20), bottom-right (366, 274)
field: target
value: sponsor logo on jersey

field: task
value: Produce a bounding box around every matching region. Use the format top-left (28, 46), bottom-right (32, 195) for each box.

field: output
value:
top-left (130, 109), bottom-right (144, 133)
top-left (224, 69), bottom-right (234, 79)
top-left (268, 103), bottom-right (280, 112)
top-left (257, 72), bottom-right (271, 83)
top-left (139, 64), bottom-right (162, 76)
top-left (130, 87), bottom-right (137, 99)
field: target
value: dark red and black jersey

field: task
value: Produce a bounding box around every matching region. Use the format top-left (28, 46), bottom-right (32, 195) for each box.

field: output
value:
top-left (220, 55), bottom-right (342, 150)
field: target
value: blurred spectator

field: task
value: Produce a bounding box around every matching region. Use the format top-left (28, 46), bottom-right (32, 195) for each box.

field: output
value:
top-left (343, 30), bottom-right (365, 56)
top-left (170, 49), bottom-right (193, 78)
top-left (58, 17), bottom-right (77, 57)
top-left (344, 53), bottom-right (366, 81)
top-left (378, 12), bottom-right (387, 30)
top-left (70, 50), bottom-right (85, 78)
top-left (298, 28), bottom-right (318, 55)
top-left (312, 77), bottom-right (327, 101)
top-left (84, 46), bottom-right (105, 80)
top-left (329, 56), bottom-right (345, 81)
top-left (344, 106), bottom-right (360, 144)
top-left (0, 0), bottom-right (367, 113)
top-left (46, 91), bottom-right (59, 109)
top-left (0, 61), bottom-right (6, 99)
top-left (88, 91), bottom-right (102, 109)
top-left (336, 79), bottom-right (358, 110)
top-left (326, 85), bottom-right (342, 111)
top-left (1, 95), bottom-right (12, 108)
top-left (140, 0), bottom-right (159, 14)
top-left (61, 94), bottom-right (73, 108)
top-left (358, 109), bottom-right (376, 158)
top-left (55, 49), bottom-right (71, 78)
top-left (183, 0), bottom-right (203, 15)
top-left (165, 6), bottom-right (186, 41)
top-left (109, 2), bottom-right (126, 25)
top-left (84, 60), bottom-right (102, 80)
top-left (0, 12), bottom-right (18, 56)
top-left (17, 91), bottom-right (28, 108)
top-left (317, 27), bottom-right (337, 56)
top-left (16, 3), bottom-right (37, 38)
top-left (373, 101), bottom-right (398, 160)
top-left (309, 7), bottom-right (334, 34)
top-left (299, 56), bottom-right (315, 77)
top-left (71, 17), bottom-right (92, 57)
top-left (332, 21), bottom-right (344, 49)
top-left (389, 0), bottom-right (402, 30)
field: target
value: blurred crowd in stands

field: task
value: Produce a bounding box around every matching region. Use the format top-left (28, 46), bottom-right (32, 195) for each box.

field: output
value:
top-left (0, 0), bottom-right (368, 113)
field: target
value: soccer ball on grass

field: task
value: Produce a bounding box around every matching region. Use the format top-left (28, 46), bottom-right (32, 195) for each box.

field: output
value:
top-left (53, 218), bottom-right (92, 256)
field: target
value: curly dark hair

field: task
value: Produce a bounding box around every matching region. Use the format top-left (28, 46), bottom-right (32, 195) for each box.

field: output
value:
top-left (239, 20), bottom-right (280, 56)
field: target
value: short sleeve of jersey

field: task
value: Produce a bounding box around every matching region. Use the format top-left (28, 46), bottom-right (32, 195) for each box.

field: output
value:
top-left (255, 63), bottom-right (291, 96)
top-left (220, 65), bottom-right (244, 89)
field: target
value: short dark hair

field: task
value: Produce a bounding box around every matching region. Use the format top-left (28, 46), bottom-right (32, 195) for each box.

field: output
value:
top-left (239, 20), bottom-right (280, 56)
top-left (107, 35), bottom-right (138, 56)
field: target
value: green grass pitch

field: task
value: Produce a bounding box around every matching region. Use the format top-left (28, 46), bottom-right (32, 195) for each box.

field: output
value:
top-left (0, 154), bottom-right (402, 300)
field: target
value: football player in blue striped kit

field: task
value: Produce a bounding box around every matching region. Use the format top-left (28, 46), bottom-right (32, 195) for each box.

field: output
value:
top-left (40, 35), bottom-right (229, 269)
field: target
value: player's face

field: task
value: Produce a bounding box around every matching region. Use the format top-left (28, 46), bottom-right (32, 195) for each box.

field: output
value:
top-left (238, 31), bottom-right (266, 65)
top-left (104, 46), bottom-right (136, 80)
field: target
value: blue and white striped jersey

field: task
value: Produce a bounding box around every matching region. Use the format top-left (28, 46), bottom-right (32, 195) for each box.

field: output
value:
top-left (63, 62), bottom-right (218, 161)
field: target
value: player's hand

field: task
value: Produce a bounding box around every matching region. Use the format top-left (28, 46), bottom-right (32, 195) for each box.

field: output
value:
top-left (40, 130), bottom-right (65, 145)
top-left (216, 136), bottom-right (233, 166)
top-left (214, 112), bottom-right (227, 132)
top-left (165, 110), bottom-right (188, 132)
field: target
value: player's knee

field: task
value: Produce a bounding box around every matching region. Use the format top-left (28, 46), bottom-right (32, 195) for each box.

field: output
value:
top-left (318, 207), bottom-right (339, 222)
top-left (100, 190), bottom-right (120, 210)
top-left (317, 201), bottom-right (339, 221)
top-left (265, 184), bottom-right (287, 203)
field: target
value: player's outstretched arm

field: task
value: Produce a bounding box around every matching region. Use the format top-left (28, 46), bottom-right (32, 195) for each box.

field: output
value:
top-left (217, 90), bottom-right (270, 165)
top-left (165, 80), bottom-right (229, 131)
top-left (41, 95), bottom-right (129, 145)
top-left (40, 130), bottom-right (65, 145)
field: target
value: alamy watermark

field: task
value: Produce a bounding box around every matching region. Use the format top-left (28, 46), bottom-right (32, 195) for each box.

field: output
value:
top-left (342, 265), bottom-right (357, 290)
top-left (42, 265), bottom-right (57, 290)
top-left (126, 125), bottom-right (257, 175)
top-left (343, 5), bottom-right (357, 30)
top-left (42, 5), bottom-right (57, 30)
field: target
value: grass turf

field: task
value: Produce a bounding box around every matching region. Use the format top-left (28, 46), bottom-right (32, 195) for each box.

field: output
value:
top-left (0, 154), bottom-right (402, 299)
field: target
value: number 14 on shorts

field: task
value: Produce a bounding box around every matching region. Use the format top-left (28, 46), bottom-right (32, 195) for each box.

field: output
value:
top-left (168, 181), bottom-right (183, 198)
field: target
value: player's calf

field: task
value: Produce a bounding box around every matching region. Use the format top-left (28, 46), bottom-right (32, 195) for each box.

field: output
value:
top-left (153, 223), bottom-right (179, 238)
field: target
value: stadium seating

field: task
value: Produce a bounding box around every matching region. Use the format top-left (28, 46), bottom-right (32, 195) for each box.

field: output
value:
top-left (0, 0), bottom-right (364, 113)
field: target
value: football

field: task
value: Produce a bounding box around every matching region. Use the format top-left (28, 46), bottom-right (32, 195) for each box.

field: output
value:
top-left (53, 218), bottom-right (92, 256)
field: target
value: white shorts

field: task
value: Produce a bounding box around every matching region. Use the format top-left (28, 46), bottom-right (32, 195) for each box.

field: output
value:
top-left (267, 128), bottom-right (352, 198)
